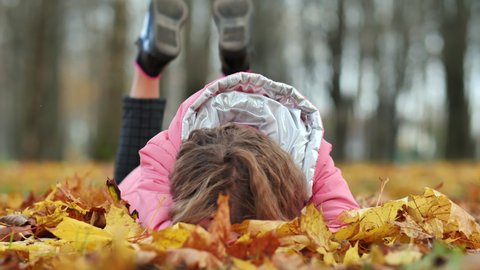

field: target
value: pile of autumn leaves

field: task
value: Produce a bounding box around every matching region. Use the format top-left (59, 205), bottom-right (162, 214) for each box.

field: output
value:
top-left (1, 179), bottom-right (480, 269)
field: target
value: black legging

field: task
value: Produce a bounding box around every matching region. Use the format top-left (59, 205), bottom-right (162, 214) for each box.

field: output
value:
top-left (114, 96), bottom-right (166, 184)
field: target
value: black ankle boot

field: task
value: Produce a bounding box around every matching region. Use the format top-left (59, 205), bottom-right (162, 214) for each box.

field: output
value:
top-left (213, 0), bottom-right (253, 75)
top-left (136, 0), bottom-right (188, 77)
top-left (219, 47), bottom-right (250, 75)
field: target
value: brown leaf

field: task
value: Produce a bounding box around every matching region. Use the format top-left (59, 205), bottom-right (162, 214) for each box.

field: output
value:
top-left (394, 215), bottom-right (433, 240)
top-left (183, 226), bottom-right (226, 260)
top-left (0, 225), bottom-right (33, 242)
top-left (0, 250), bottom-right (29, 269)
top-left (227, 231), bottom-right (280, 265)
top-left (106, 178), bottom-right (122, 204)
top-left (207, 194), bottom-right (231, 244)
top-left (0, 214), bottom-right (30, 227)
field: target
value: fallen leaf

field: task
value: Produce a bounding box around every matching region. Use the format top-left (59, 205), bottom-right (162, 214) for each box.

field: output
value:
top-left (384, 249), bottom-right (422, 266)
top-left (299, 204), bottom-right (336, 253)
top-left (183, 225), bottom-right (226, 260)
top-left (164, 248), bottom-right (223, 269)
top-left (395, 215), bottom-right (433, 240)
top-left (106, 179), bottom-right (122, 203)
top-left (233, 220), bottom-right (287, 236)
top-left (104, 205), bottom-right (143, 239)
top-left (343, 241), bottom-right (360, 265)
top-left (208, 194), bottom-right (231, 244)
top-left (150, 223), bottom-right (193, 251)
top-left (336, 199), bottom-right (405, 242)
top-left (0, 225), bottom-right (32, 242)
top-left (0, 214), bottom-right (30, 226)
top-left (48, 217), bottom-right (112, 250)
top-left (227, 231), bottom-right (279, 265)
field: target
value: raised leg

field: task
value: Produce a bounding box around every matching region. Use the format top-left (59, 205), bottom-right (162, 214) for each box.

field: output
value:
top-left (212, 0), bottom-right (253, 75)
top-left (114, 0), bottom-right (187, 184)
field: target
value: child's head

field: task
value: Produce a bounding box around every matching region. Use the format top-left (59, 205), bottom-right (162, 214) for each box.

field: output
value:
top-left (170, 123), bottom-right (308, 225)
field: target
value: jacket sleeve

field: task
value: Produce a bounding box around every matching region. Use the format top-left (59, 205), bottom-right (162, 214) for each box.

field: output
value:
top-left (310, 139), bottom-right (359, 230)
top-left (118, 130), bottom-right (177, 230)
top-left (120, 90), bottom-right (205, 230)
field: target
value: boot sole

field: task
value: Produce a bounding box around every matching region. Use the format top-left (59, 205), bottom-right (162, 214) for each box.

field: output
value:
top-left (213, 0), bottom-right (253, 51)
top-left (151, 0), bottom-right (188, 56)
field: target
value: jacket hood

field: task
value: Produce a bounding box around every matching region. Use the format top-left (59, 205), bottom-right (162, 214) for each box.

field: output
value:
top-left (181, 72), bottom-right (323, 196)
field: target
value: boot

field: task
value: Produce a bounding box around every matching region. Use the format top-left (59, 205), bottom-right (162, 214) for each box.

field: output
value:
top-left (136, 0), bottom-right (188, 77)
top-left (212, 0), bottom-right (253, 75)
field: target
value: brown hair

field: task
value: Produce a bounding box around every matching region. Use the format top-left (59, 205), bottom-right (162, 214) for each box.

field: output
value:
top-left (170, 123), bottom-right (308, 224)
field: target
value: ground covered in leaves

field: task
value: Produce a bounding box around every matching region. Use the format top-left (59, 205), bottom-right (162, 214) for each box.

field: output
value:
top-left (1, 162), bottom-right (480, 269)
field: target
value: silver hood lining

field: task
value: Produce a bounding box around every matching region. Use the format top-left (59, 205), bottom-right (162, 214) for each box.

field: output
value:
top-left (181, 72), bottom-right (323, 196)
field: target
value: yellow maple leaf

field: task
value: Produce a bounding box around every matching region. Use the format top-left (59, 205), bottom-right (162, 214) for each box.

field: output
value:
top-left (343, 241), bottom-right (361, 265)
top-left (336, 199), bottom-right (405, 242)
top-left (448, 200), bottom-right (480, 237)
top-left (277, 235), bottom-right (309, 251)
top-left (394, 215), bottom-right (433, 240)
top-left (48, 217), bottom-right (112, 250)
top-left (150, 223), bottom-right (194, 251)
top-left (384, 249), bottom-right (422, 266)
top-left (299, 204), bottom-right (336, 252)
top-left (405, 188), bottom-right (480, 248)
top-left (104, 205), bottom-right (143, 239)
top-left (23, 199), bottom-right (88, 228)
top-left (275, 218), bottom-right (301, 237)
top-left (407, 188), bottom-right (450, 234)
top-left (0, 240), bottom-right (68, 261)
top-left (232, 219), bottom-right (287, 236)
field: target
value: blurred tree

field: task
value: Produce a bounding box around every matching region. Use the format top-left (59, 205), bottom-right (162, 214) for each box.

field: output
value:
top-left (251, 0), bottom-right (289, 83)
top-left (5, 0), bottom-right (65, 160)
top-left (441, 0), bottom-right (474, 159)
top-left (327, 0), bottom-right (353, 161)
top-left (367, 0), bottom-right (409, 161)
top-left (184, 0), bottom-right (212, 96)
top-left (0, 5), bottom-right (12, 158)
top-left (90, 0), bottom-right (127, 160)
top-left (0, 0), bottom-right (478, 161)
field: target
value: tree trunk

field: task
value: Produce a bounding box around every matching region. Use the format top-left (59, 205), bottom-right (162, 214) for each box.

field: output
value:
top-left (252, 0), bottom-right (289, 83)
top-left (442, 0), bottom-right (473, 159)
top-left (327, 0), bottom-right (351, 161)
top-left (366, 0), bottom-right (408, 161)
top-left (184, 0), bottom-right (212, 96)
top-left (91, 0), bottom-right (128, 160)
top-left (12, 0), bottom-right (65, 160)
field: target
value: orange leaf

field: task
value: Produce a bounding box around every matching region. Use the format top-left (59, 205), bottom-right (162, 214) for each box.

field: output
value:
top-left (227, 231), bottom-right (280, 265)
top-left (183, 226), bottom-right (226, 260)
top-left (208, 194), bottom-right (231, 244)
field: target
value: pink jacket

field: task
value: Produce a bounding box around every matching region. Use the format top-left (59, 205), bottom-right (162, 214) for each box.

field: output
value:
top-left (119, 73), bottom-right (359, 231)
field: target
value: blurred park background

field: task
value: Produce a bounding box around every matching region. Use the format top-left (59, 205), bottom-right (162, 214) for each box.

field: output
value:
top-left (0, 0), bottom-right (479, 165)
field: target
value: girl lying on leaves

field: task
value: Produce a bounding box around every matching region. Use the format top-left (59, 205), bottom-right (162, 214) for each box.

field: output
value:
top-left (115, 0), bottom-right (359, 232)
